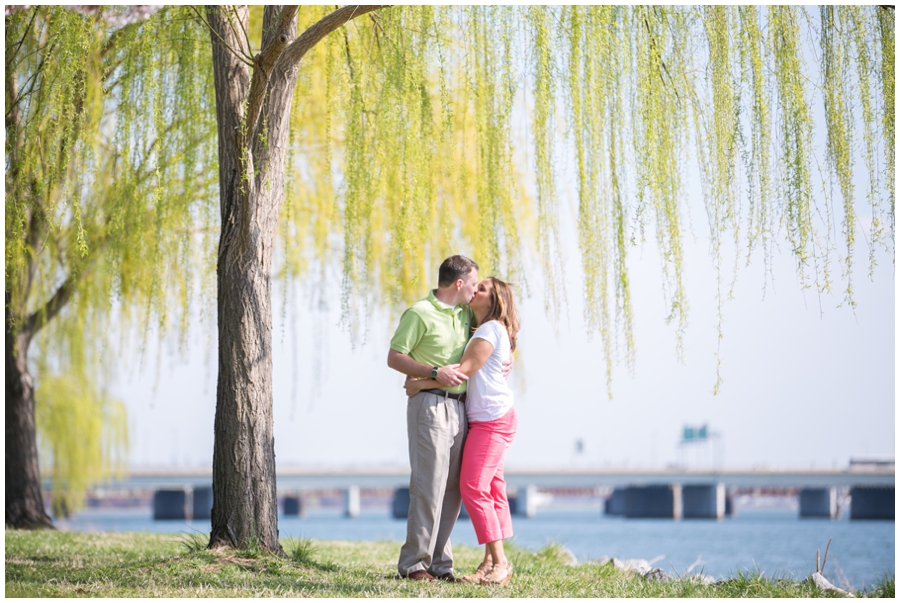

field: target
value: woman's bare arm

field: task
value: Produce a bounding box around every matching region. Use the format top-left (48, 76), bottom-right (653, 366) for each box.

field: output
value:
top-left (455, 338), bottom-right (494, 378)
top-left (403, 337), bottom-right (495, 396)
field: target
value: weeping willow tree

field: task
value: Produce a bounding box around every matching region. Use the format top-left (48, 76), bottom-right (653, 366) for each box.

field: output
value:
top-left (4, 6), bottom-right (217, 527)
top-left (202, 5), bottom-right (892, 553)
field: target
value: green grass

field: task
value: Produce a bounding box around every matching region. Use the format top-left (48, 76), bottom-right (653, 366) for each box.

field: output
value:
top-left (4, 530), bottom-right (894, 598)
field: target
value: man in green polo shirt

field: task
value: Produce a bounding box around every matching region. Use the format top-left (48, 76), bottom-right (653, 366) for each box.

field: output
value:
top-left (387, 255), bottom-right (479, 581)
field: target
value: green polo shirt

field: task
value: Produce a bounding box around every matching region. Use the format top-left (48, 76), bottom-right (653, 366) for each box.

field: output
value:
top-left (390, 290), bottom-right (475, 394)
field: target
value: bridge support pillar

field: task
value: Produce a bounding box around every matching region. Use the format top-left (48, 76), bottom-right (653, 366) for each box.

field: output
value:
top-left (391, 488), bottom-right (410, 519)
top-left (515, 485), bottom-right (541, 518)
top-left (153, 489), bottom-right (188, 520)
top-left (283, 495), bottom-right (303, 517)
top-left (799, 487), bottom-right (838, 518)
top-left (507, 489), bottom-right (519, 516)
top-left (850, 486), bottom-right (894, 520)
top-left (345, 485), bottom-right (360, 518)
top-left (624, 484), bottom-right (682, 519)
top-left (604, 488), bottom-right (627, 516)
top-left (682, 483), bottom-right (726, 519)
top-left (192, 486), bottom-right (213, 520)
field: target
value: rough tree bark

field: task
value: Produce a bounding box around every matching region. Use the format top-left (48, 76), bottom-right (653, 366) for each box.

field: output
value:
top-left (5, 299), bottom-right (53, 529)
top-left (206, 5), bottom-right (381, 553)
top-left (5, 275), bottom-right (74, 529)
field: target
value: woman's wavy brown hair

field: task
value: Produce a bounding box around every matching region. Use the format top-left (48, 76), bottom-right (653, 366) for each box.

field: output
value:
top-left (479, 277), bottom-right (520, 352)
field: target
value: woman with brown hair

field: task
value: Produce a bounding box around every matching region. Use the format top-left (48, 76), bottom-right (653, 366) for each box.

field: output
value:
top-left (405, 277), bottom-right (521, 586)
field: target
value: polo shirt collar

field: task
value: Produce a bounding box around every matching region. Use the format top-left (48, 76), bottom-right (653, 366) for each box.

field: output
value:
top-left (428, 290), bottom-right (462, 314)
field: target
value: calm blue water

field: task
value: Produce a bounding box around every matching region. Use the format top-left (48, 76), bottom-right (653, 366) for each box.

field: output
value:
top-left (53, 507), bottom-right (893, 591)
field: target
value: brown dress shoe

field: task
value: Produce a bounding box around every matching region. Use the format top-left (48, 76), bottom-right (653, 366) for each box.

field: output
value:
top-left (435, 572), bottom-right (461, 582)
top-left (461, 561), bottom-right (492, 584)
top-left (404, 569), bottom-right (437, 581)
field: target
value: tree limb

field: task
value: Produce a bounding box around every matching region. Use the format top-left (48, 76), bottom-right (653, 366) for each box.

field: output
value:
top-left (5, 52), bottom-right (23, 167)
top-left (23, 181), bottom-right (47, 296)
top-left (15, 128), bottom-right (205, 338)
top-left (4, 39), bottom-right (55, 129)
top-left (234, 5), bottom-right (254, 56)
top-left (21, 276), bottom-right (75, 339)
top-left (279, 5), bottom-right (384, 71)
top-left (244, 6), bottom-right (299, 145)
top-left (222, 5), bottom-right (255, 63)
top-left (642, 8), bottom-right (680, 102)
top-left (343, 25), bottom-right (357, 85)
top-left (260, 5), bottom-right (298, 52)
top-left (192, 6), bottom-right (253, 67)
top-left (4, 6), bottom-right (39, 71)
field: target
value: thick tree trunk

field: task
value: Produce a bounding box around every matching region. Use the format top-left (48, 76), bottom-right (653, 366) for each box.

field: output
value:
top-left (207, 6), bottom-right (285, 554)
top-left (210, 236), bottom-right (282, 552)
top-left (5, 296), bottom-right (53, 529)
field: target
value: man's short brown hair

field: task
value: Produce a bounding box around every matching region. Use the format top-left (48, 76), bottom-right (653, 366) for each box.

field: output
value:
top-left (438, 255), bottom-right (479, 288)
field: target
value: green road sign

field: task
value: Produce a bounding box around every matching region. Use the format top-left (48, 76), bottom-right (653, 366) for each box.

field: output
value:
top-left (682, 425), bottom-right (709, 442)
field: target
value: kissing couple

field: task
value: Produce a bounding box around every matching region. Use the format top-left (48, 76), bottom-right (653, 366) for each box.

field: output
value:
top-left (388, 254), bottom-right (520, 586)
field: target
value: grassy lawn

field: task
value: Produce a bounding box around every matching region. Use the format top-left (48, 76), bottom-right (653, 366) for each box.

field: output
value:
top-left (5, 530), bottom-right (894, 598)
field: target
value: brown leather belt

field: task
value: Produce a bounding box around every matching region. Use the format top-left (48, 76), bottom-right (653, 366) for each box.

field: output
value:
top-left (423, 388), bottom-right (466, 402)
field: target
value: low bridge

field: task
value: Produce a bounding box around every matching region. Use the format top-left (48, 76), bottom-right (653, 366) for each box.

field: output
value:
top-left (82, 466), bottom-right (894, 522)
top-left (95, 466), bottom-right (897, 490)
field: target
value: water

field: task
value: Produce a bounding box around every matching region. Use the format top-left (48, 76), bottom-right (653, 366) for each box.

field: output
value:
top-left (54, 507), bottom-right (893, 591)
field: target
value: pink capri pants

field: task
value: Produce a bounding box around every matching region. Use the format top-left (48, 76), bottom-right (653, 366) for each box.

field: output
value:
top-left (460, 406), bottom-right (518, 545)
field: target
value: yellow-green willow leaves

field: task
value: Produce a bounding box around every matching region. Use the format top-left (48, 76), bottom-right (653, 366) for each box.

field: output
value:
top-left (565, 6), bottom-right (633, 398)
top-left (35, 371), bottom-right (128, 518)
top-left (846, 6), bottom-right (887, 279)
top-left (738, 6), bottom-right (774, 271)
top-left (877, 8), bottom-right (895, 246)
top-left (821, 6), bottom-right (856, 307)
top-left (469, 6), bottom-right (524, 291)
top-left (701, 6), bottom-right (740, 393)
top-left (770, 7), bottom-right (816, 283)
top-left (704, 5), bottom-right (740, 243)
top-left (528, 6), bottom-right (567, 322)
top-left (279, 6), bottom-right (529, 333)
top-left (633, 6), bottom-right (690, 356)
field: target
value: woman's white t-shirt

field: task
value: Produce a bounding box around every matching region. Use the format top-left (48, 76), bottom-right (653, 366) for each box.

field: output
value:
top-left (465, 320), bottom-right (513, 422)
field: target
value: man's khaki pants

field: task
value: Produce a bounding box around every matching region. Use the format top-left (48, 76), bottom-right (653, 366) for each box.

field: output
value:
top-left (397, 390), bottom-right (467, 576)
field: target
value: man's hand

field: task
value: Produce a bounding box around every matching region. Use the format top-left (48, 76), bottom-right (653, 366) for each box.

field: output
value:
top-left (404, 376), bottom-right (428, 397)
top-left (436, 364), bottom-right (467, 387)
top-left (502, 355), bottom-right (513, 379)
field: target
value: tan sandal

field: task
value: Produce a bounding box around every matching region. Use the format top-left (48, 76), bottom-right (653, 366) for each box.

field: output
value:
top-left (461, 561), bottom-right (492, 584)
top-left (483, 560), bottom-right (513, 586)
